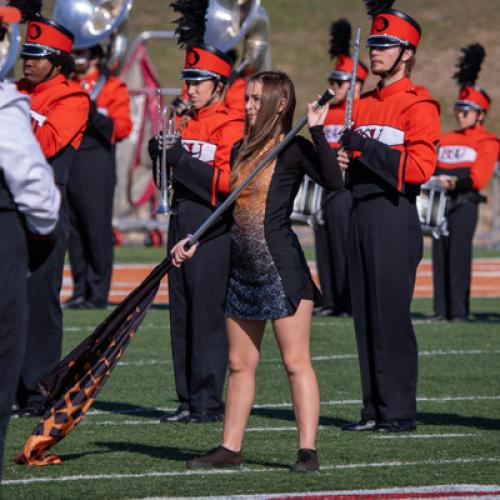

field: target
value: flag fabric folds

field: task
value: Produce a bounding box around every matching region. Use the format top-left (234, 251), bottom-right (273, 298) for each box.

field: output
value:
top-left (16, 257), bottom-right (172, 466)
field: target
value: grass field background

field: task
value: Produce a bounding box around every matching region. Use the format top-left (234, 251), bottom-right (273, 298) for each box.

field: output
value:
top-left (3, 297), bottom-right (500, 498)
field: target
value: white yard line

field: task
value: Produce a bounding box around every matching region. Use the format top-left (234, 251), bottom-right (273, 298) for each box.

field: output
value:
top-left (373, 433), bottom-right (480, 440)
top-left (4, 457), bottom-right (500, 486)
top-left (84, 395), bottom-right (500, 416)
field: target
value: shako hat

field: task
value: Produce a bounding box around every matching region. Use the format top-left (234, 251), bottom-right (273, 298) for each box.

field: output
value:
top-left (171, 0), bottom-right (232, 83)
top-left (364, 0), bottom-right (421, 52)
top-left (328, 18), bottom-right (368, 82)
top-left (21, 16), bottom-right (74, 58)
top-left (0, 5), bottom-right (21, 23)
top-left (453, 43), bottom-right (490, 112)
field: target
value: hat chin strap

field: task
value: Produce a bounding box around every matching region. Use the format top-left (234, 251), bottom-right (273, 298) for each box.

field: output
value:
top-left (380, 45), bottom-right (406, 82)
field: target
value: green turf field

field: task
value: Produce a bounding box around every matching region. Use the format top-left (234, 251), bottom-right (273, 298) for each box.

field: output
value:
top-left (2, 297), bottom-right (499, 499)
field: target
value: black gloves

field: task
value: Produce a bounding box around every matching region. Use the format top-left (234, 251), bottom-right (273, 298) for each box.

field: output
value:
top-left (148, 135), bottom-right (160, 163)
top-left (340, 129), bottom-right (367, 152)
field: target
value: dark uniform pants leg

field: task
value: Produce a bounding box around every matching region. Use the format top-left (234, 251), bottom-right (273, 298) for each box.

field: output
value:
top-left (447, 202), bottom-right (478, 319)
top-left (17, 205), bottom-right (69, 408)
top-left (167, 203), bottom-right (230, 414)
top-left (324, 189), bottom-right (352, 314)
top-left (314, 221), bottom-right (334, 309)
top-left (67, 201), bottom-right (87, 300)
top-left (348, 195), bottom-right (421, 421)
top-left (0, 214), bottom-right (28, 477)
top-left (432, 234), bottom-right (449, 318)
top-left (67, 146), bottom-right (115, 306)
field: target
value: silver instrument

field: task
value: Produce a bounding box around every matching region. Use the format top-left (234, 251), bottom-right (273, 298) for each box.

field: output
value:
top-left (154, 91), bottom-right (178, 216)
top-left (53, 0), bottom-right (132, 99)
top-left (344, 28), bottom-right (361, 131)
top-left (291, 176), bottom-right (324, 226)
top-left (0, 21), bottom-right (20, 80)
top-left (416, 176), bottom-right (451, 239)
top-left (206, 0), bottom-right (271, 76)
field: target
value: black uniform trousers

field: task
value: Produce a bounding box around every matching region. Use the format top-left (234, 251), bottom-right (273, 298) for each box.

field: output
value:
top-left (432, 200), bottom-right (478, 320)
top-left (16, 203), bottom-right (69, 409)
top-left (348, 193), bottom-right (421, 421)
top-left (314, 188), bottom-right (353, 314)
top-left (0, 212), bottom-right (28, 478)
top-left (168, 196), bottom-right (230, 414)
top-left (66, 139), bottom-right (116, 306)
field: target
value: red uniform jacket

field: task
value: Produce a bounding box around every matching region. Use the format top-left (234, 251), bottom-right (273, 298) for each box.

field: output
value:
top-left (17, 74), bottom-right (89, 159)
top-left (324, 102), bottom-right (346, 149)
top-left (436, 125), bottom-right (499, 192)
top-left (350, 77), bottom-right (440, 197)
top-left (174, 100), bottom-right (245, 206)
top-left (224, 77), bottom-right (246, 120)
top-left (74, 69), bottom-right (132, 144)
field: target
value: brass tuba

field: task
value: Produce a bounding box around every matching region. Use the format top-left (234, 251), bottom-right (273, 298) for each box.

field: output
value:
top-left (0, 20), bottom-right (20, 80)
top-left (53, 0), bottom-right (132, 98)
top-left (205, 0), bottom-right (271, 76)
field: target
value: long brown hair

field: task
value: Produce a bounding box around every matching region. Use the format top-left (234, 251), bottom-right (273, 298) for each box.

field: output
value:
top-left (231, 71), bottom-right (296, 184)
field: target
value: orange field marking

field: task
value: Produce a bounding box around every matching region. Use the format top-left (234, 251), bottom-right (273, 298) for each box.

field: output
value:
top-left (61, 259), bottom-right (500, 305)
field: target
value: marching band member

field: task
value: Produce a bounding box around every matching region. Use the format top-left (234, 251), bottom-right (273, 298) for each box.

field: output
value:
top-left (338, 0), bottom-right (440, 433)
top-left (314, 18), bottom-right (368, 317)
top-left (14, 15), bottom-right (90, 416)
top-left (170, 71), bottom-right (343, 471)
top-left (431, 44), bottom-right (499, 321)
top-left (64, 44), bottom-right (132, 309)
top-left (149, 0), bottom-right (245, 424)
top-left (0, 3), bottom-right (60, 472)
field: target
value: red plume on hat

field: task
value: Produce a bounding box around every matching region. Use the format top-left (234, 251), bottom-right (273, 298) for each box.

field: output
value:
top-left (170, 0), bottom-right (232, 82)
top-left (453, 43), bottom-right (490, 112)
top-left (328, 18), bottom-right (368, 82)
top-left (364, 0), bottom-right (421, 51)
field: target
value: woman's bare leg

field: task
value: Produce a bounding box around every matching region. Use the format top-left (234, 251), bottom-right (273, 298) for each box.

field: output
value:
top-left (272, 299), bottom-right (319, 449)
top-left (222, 317), bottom-right (266, 452)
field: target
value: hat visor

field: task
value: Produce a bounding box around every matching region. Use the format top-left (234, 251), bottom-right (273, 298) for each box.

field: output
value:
top-left (455, 101), bottom-right (483, 112)
top-left (328, 71), bottom-right (351, 82)
top-left (367, 35), bottom-right (403, 48)
top-left (21, 44), bottom-right (59, 59)
top-left (180, 69), bottom-right (224, 82)
top-left (0, 6), bottom-right (21, 24)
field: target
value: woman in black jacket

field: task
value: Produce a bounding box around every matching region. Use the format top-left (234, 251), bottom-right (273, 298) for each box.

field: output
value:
top-left (169, 71), bottom-right (342, 472)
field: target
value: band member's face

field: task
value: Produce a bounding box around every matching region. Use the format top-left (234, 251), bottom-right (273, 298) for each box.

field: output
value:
top-left (22, 57), bottom-right (60, 85)
top-left (329, 80), bottom-right (350, 104)
top-left (72, 49), bottom-right (93, 75)
top-left (245, 81), bottom-right (263, 127)
top-left (185, 79), bottom-right (216, 110)
top-left (454, 108), bottom-right (481, 130)
top-left (369, 46), bottom-right (402, 75)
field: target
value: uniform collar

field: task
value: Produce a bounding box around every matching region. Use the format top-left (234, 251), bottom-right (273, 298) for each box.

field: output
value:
top-left (375, 77), bottom-right (414, 100)
top-left (31, 73), bottom-right (67, 94)
top-left (74, 68), bottom-right (100, 85)
top-left (191, 99), bottom-right (225, 120)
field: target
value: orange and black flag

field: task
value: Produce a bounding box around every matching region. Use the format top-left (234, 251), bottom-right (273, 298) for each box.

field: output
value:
top-left (16, 257), bottom-right (172, 466)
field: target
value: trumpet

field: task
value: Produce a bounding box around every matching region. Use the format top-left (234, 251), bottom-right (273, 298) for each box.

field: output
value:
top-left (155, 90), bottom-right (179, 216)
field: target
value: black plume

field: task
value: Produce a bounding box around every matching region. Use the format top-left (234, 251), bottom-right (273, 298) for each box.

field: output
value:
top-left (363, 0), bottom-right (396, 16)
top-left (329, 18), bottom-right (352, 59)
top-left (170, 0), bottom-right (209, 48)
top-left (453, 43), bottom-right (486, 87)
top-left (8, 0), bottom-right (42, 21)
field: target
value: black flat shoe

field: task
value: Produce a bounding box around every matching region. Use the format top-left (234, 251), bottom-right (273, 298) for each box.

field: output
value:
top-left (426, 313), bottom-right (446, 321)
top-left (62, 296), bottom-right (85, 309)
top-left (341, 419), bottom-right (377, 431)
top-left (186, 446), bottom-right (243, 469)
top-left (159, 407), bottom-right (190, 423)
top-left (187, 411), bottom-right (224, 423)
top-left (313, 307), bottom-right (336, 317)
top-left (374, 419), bottom-right (417, 433)
top-left (290, 448), bottom-right (320, 472)
top-left (12, 404), bottom-right (46, 418)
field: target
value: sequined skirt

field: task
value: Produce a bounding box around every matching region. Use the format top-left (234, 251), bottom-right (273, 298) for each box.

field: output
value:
top-left (224, 223), bottom-right (289, 321)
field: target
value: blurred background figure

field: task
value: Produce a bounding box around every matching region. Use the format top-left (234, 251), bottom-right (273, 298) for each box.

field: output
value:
top-left (64, 44), bottom-right (132, 310)
top-left (14, 13), bottom-right (89, 417)
top-left (0, 1), bottom-right (60, 477)
top-left (313, 18), bottom-right (368, 318)
top-left (431, 44), bottom-right (500, 322)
